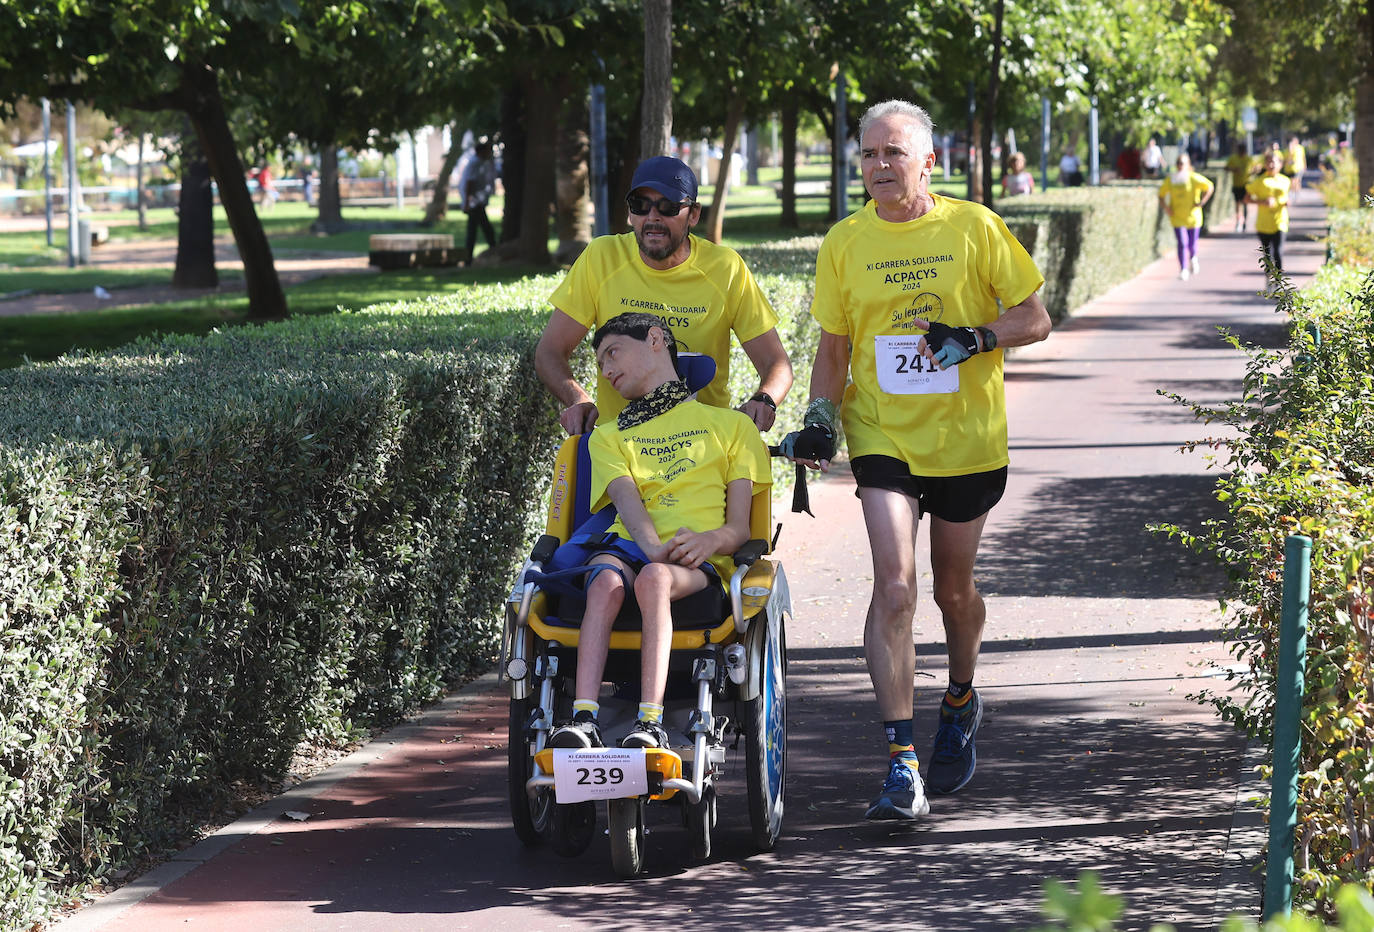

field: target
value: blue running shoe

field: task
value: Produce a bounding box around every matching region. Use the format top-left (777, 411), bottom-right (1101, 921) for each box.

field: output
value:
top-left (864, 756), bottom-right (929, 820)
top-left (926, 689), bottom-right (983, 795)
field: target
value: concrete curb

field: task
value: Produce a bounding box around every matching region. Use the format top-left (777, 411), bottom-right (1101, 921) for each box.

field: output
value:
top-left (47, 672), bottom-right (502, 932)
top-left (1213, 740), bottom-right (1268, 925)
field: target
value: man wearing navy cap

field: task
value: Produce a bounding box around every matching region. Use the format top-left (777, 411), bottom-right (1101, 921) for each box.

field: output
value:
top-left (536, 155), bottom-right (792, 434)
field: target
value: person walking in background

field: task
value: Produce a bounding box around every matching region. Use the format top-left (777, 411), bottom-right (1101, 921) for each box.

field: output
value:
top-left (782, 99), bottom-right (1051, 821)
top-left (1283, 137), bottom-right (1307, 204)
top-left (1001, 152), bottom-right (1035, 196)
top-left (1158, 152), bottom-right (1214, 281)
top-left (1224, 143), bottom-right (1254, 233)
top-left (1245, 149), bottom-right (1291, 294)
top-left (458, 137), bottom-right (499, 263)
top-left (1058, 149), bottom-right (1083, 187)
top-left (1143, 137), bottom-right (1164, 178)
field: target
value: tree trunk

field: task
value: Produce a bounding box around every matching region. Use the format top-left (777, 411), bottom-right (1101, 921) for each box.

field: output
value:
top-left (704, 96), bottom-right (745, 243)
top-left (315, 145), bottom-right (342, 231)
top-left (781, 96), bottom-right (798, 228)
top-left (641, 0), bottom-right (673, 159)
top-left (136, 133), bottom-right (148, 232)
top-left (980, 0), bottom-right (1004, 209)
top-left (1358, 11), bottom-right (1374, 206)
top-left (173, 121), bottom-right (217, 289)
top-left (969, 119), bottom-right (984, 203)
top-left (181, 63), bottom-right (285, 320)
top-left (555, 88), bottom-right (592, 264)
top-left (422, 124), bottom-right (463, 227)
top-left (515, 75), bottom-right (558, 264)
top-left (500, 83), bottom-right (526, 244)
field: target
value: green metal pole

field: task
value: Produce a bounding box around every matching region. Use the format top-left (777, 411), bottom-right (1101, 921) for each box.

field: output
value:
top-left (1264, 534), bottom-right (1311, 921)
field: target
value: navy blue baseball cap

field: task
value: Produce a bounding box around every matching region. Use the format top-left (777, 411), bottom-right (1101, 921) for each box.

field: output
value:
top-left (629, 156), bottom-right (699, 203)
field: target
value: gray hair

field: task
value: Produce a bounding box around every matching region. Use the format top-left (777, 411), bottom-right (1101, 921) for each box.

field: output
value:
top-left (858, 100), bottom-right (935, 158)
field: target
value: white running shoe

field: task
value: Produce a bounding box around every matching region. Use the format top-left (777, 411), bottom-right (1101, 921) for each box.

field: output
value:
top-left (1179, 268), bottom-right (1191, 282)
top-left (1190, 256), bottom-right (1200, 275)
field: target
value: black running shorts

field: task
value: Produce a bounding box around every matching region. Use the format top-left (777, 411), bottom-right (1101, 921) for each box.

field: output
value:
top-left (851, 455), bottom-right (1007, 523)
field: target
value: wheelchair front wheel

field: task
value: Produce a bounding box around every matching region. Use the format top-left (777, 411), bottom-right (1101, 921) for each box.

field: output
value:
top-left (549, 801), bottom-right (597, 857)
top-left (507, 694), bottom-right (552, 845)
top-left (607, 797), bottom-right (645, 877)
top-left (745, 613), bottom-right (787, 852)
top-left (686, 785), bottom-right (717, 860)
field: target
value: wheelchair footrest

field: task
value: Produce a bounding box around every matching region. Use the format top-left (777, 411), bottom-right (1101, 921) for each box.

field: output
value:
top-left (533, 746), bottom-right (686, 803)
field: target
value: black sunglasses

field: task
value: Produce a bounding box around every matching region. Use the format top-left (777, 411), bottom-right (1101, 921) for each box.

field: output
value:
top-left (625, 193), bottom-right (696, 217)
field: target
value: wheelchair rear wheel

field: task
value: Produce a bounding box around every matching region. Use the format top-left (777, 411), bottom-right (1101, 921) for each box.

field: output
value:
top-left (686, 785), bottom-right (717, 860)
top-left (745, 612), bottom-right (787, 852)
top-left (507, 694), bottom-right (552, 845)
top-left (608, 797), bottom-right (645, 877)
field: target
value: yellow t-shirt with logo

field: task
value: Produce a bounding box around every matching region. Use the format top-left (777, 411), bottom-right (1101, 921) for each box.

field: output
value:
top-left (812, 196), bottom-right (1044, 477)
top-left (1246, 174), bottom-right (1291, 234)
top-left (589, 399), bottom-right (771, 582)
top-left (1159, 172), bottom-right (1215, 228)
top-left (550, 233), bottom-right (779, 420)
top-left (1224, 153), bottom-right (1254, 187)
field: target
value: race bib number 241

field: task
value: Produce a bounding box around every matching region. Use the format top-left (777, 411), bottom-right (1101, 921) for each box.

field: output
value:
top-left (875, 335), bottom-right (960, 395)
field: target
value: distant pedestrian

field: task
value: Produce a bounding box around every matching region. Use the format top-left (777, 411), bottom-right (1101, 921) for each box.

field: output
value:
top-left (256, 163), bottom-right (277, 210)
top-left (1158, 152), bottom-right (1214, 281)
top-left (1282, 137), bottom-right (1306, 204)
top-left (1001, 152), bottom-right (1035, 197)
top-left (1245, 149), bottom-right (1291, 293)
top-left (1223, 144), bottom-right (1254, 233)
top-left (1058, 150), bottom-right (1083, 187)
top-left (1115, 144), bottom-right (1142, 180)
top-left (458, 137), bottom-right (499, 262)
top-left (1143, 138), bottom-right (1164, 178)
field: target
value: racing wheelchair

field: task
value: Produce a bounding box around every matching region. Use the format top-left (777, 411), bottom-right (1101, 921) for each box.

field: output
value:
top-left (500, 356), bottom-right (790, 877)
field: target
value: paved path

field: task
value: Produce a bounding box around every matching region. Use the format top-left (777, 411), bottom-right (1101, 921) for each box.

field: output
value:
top-left (49, 199), bottom-right (1330, 931)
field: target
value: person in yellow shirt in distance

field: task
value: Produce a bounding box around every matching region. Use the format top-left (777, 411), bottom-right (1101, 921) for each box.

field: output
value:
top-left (546, 312), bottom-right (772, 751)
top-left (1282, 137), bottom-right (1307, 204)
top-left (781, 100), bottom-right (1051, 821)
top-left (1224, 143), bottom-right (1255, 233)
top-left (535, 157), bottom-right (792, 436)
top-left (1158, 153), bottom-right (1215, 281)
top-left (1245, 150), bottom-right (1292, 294)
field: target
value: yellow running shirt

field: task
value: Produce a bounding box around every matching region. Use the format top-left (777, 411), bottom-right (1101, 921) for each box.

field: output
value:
top-left (550, 232), bottom-right (779, 420)
top-left (589, 399), bottom-right (772, 582)
top-left (812, 196), bottom-right (1044, 477)
top-left (1224, 153), bottom-right (1254, 187)
top-left (1246, 174), bottom-right (1291, 234)
top-left (1159, 171), bottom-right (1215, 228)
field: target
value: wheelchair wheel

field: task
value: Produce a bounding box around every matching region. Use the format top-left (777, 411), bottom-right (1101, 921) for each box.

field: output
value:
top-left (745, 612), bottom-right (787, 852)
top-left (686, 785), bottom-right (716, 860)
top-left (507, 694), bottom-right (552, 845)
top-left (549, 801), bottom-right (597, 858)
top-left (607, 797), bottom-right (645, 877)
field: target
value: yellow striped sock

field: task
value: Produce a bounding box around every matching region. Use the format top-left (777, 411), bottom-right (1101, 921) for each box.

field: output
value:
top-left (573, 699), bottom-right (600, 718)
top-left (638, 702), bottom-right (664, 723)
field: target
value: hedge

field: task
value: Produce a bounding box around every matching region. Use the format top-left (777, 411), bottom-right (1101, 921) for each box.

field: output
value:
top-left (1162, 262), bottom-right (1374, 916)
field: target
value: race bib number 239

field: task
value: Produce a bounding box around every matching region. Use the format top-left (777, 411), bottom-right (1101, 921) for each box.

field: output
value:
top-left (875, 335), bottom-right (960, 395)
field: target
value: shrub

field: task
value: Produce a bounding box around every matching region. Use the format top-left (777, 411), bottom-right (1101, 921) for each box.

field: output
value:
top-left (1325, 209), bottom-right (1374, 268)
top-left (1160, 263), bottom-right (1374, 915)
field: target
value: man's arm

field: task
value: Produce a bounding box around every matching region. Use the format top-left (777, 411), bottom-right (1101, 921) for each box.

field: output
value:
top-left (605, 475), bottom-right (670, 563)
top-left (979, 290), bottom-right (1052, 350)
top-left (737, 329), bottom-right (794, 431)
top-left (664, 478), bottom-right (754, 567)
top-left (780, 329), bottom-right (850, 471)
top-left (534, 309), bottom-right (598, 434)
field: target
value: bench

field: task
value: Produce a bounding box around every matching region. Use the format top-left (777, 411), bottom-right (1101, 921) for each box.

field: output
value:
top-left (367, 233), bottom-right (462, 270)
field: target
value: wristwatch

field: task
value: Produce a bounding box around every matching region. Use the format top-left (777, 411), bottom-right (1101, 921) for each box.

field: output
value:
top-left (749, 391), bottom-right (777, 410)
top-left (976, 326), bottom-right (999, 351)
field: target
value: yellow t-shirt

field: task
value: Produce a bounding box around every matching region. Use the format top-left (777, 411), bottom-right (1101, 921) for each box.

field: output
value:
top-left (1283, 144), bottom-right (1307, 174)
top-left (589, 399), bottom-right (772, 582)
top-left (1159, 172), bottom-right (1215, 228)
top-left (1246, 174), bottom-right (1291, 234)
top-left (550, 232), bottom-right (779, 419)
top-left (812, 196), bottom-right (1044, 476)
top-left (1224, 154), bottom-right (1254, 187)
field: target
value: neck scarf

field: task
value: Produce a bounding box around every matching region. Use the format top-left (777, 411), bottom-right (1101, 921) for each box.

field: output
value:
top-left (618, 378), bottom-right (690, 431)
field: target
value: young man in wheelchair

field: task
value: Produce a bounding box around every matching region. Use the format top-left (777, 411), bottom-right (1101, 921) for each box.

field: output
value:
top-left (548, 312), bottom-right (772, 751)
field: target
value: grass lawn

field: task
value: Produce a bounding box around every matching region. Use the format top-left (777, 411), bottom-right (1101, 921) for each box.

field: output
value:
top-left (0, 162), bottom-right (979, 368)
